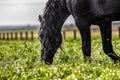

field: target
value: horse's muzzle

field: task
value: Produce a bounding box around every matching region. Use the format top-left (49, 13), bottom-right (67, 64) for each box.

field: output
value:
top-left (41, 58), bottom-right (53, 65)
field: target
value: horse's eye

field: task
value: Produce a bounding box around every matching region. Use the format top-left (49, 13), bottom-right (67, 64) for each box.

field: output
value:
top-left (40, 32), bottom-right (43, 38)
top-left (40, 30), bottom-right (45, 39)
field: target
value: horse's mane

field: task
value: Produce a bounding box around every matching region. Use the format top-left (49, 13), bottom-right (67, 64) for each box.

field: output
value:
top-left (38, 0), bottom-right (64, 47)
top-left (44, 0), bottom-right (62, 14)
top-left (40, 0), bottom-right (63, 48)
top-left (42, 0), bottom-right (62, 30)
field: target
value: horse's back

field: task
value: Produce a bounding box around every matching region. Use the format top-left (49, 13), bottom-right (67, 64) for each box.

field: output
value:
top-left (90, 0), bottom-right (120, 16)
top-left (66, 0), bottom-right (120, 17)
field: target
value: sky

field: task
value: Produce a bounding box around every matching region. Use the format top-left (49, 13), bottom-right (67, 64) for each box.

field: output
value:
top-left (0, 0), bottom-right (48, 25)
top-left (0, 0), bottom-right (74, 26)
top-left (0, 0), bottom-right (119, 26)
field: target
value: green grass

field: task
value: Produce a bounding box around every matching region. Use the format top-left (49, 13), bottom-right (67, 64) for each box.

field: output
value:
top-left (0, 36), bottom-right (120, 80)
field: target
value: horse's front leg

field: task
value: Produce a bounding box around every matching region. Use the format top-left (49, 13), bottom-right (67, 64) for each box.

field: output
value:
top-left (99, 23), bottom-right (120, 63)
top-left (75, 18), bottom-right (91, 61)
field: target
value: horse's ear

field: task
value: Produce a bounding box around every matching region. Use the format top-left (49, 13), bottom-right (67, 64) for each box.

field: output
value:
top-left (39, 15), bottom-right (42, 22)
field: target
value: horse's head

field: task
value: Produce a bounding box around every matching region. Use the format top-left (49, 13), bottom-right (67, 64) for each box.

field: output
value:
top-left (38, 0), bottom-right (69, 64)
top-left (39, 15), bottom-right (54, 64)
top-left (39, 15), bottom-right (62, 64)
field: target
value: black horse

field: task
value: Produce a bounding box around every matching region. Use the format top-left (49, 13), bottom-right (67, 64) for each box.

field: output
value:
top-left (39, 0), bottom-right (120, 64)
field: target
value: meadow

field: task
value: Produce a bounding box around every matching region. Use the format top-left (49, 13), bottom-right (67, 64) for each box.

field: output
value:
top-left (0, 31), bottom-right (120, 80)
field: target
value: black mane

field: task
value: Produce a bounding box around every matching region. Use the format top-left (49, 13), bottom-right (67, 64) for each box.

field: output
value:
top-left (43, 0), bottom-right (62, 27)
top-left (39, 0), bottom-right (63, 38)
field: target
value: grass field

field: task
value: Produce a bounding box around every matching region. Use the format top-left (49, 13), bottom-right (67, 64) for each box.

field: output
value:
top-left (0, 31), bottom-right (120, 80)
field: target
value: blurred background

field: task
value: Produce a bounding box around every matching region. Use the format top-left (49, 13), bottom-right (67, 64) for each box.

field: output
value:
top-left (0, 0), bottom-right (74, 29)
top-left (0, 0), bottom-right (119, 40)
top-left (0, 0), bottom-right (76, 40)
